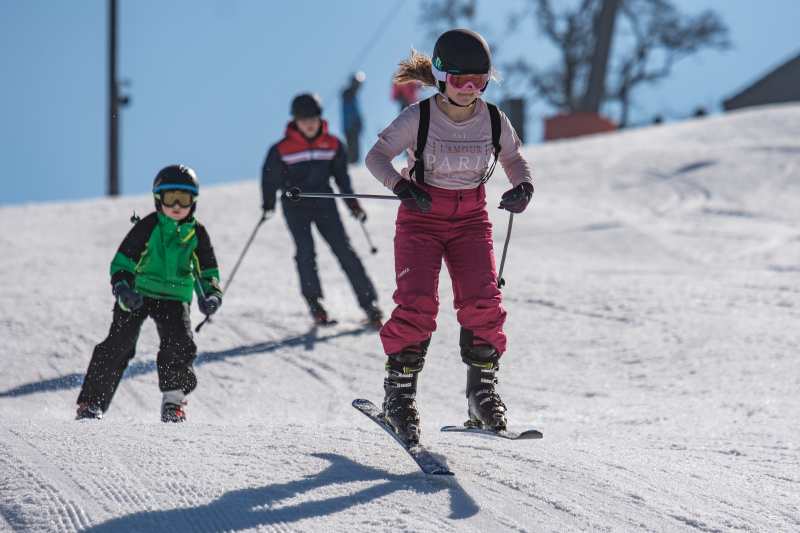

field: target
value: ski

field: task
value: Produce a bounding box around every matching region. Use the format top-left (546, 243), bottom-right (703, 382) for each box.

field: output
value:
top-left (441, 424), bottom-right (543, 440)
top-left (352, 399), bottom-right (453, 476)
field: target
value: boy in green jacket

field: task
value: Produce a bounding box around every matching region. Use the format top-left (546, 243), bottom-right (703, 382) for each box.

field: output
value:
top-left (76, 164), bottom-right (222, 423)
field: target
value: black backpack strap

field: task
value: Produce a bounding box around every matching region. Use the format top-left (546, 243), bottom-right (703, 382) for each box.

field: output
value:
top-left (487, 102), bottom-right (502, 157)
top-left (410, 97), bottom-right (431, 184)
top-left (482, 102), bottom-right (502, 183)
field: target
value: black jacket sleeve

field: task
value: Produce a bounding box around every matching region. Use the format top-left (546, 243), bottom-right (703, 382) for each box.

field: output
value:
top-left (261, 144), bottom-right (284, 211)
top-left (194, 223), bottom-right (222, 297)
top-left (331, 142), bottom-right (354, 195)
top-left (110, 213), bottom-right (159, 287)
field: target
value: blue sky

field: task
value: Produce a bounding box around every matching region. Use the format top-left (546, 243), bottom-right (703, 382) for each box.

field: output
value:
top-left (1, 0), bottom-right (798, 205)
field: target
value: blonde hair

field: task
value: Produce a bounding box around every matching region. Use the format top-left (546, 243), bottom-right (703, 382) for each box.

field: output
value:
top-left (393, 47), bottom-right (502, 92)
top-left (393, 49), bottom-right (437, 87)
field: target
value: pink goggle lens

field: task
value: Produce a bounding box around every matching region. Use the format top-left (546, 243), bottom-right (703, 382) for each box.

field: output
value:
top-left (446, 73), bottom-right (489, 90)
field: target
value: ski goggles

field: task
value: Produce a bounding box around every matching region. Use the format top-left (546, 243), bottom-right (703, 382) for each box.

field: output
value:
top-left (156, 189), bottom-right (195, 208)
top-left (446, 73), bottom-right (490, 91)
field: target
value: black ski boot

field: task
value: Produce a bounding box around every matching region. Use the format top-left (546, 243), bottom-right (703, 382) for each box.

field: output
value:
top-left (76, 402), bottom-right (104, 420)
top-left (363, 302), bottom-right (384, 329)
top-left (161, 390), bottom-right (187, 423)
top-left (382, 340), bottom-right (429, 445)
top-left (461, 329), bottom-right (507, 431)
top-left (161, 402), bottom-right (186, 423)
top-left (306, 297), bottom-right (333, 325)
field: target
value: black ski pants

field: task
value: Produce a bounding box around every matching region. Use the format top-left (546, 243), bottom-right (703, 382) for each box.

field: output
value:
top-left (282, 199), bottom-right (377, 310)
top-left (77, 298), bottom-right (197, 412)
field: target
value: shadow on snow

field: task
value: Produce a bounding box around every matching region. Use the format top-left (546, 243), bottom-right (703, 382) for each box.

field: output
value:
top-left (0, 325), bottom-right (372, 399)
top-left (83, 452), bottom-right (479, 532)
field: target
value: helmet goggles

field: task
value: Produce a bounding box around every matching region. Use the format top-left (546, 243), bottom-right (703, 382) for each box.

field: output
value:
top-left (446, 73), bottom-right (489, 91)
top-left (156, 189), bottom-right (195, 208)
top-left (432, 62), bottom-right (490, 93)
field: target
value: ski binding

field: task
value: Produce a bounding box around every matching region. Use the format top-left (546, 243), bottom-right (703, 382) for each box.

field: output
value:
top-left (352, 399), bottom-right (453, 476)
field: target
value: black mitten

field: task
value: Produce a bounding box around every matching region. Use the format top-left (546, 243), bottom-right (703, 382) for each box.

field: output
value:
top-left (112, 282), bottom-right (143, 312)
top-left (393, 180), bottom-right (432, 213)
top-left (499, 182), bottom-right (533, 213)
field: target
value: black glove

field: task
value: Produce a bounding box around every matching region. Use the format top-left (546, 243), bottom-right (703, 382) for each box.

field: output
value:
top-left (112, 282), bottom-right (143, 312)
top-left (198, 294), bottom-right (222, 316)
top-left (499, 182), bottom-right (534, 213)
top-left (344, 198), bottom-right (367, 222)
top-left (393, 180), bottom-right (432, 213)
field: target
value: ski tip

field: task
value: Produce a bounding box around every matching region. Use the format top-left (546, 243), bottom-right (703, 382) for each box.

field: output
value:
top-left (352, 398), bottom-right (373, 409)
top-left (423, 460), bottom-right (454, 476)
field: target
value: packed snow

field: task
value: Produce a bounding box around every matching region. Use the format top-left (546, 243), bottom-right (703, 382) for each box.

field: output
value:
top-left (1, 104), bottom-right (799, 532)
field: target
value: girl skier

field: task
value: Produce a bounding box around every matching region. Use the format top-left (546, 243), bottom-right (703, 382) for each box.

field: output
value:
top-left (365, 29), bottom-right (535, 444)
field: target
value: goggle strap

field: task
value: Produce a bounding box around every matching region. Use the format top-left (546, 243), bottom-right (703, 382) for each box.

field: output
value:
top-left (153, 184), bottom-right (198, 194)
top-left (431, 63), bottom-right (448, 83)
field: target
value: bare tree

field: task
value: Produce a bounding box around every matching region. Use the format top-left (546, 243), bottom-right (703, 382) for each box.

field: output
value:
top-left (498, 0), bottom-right (599, 111)
top-left (419, 0), bottom-right (478, 40)
top-left (424, 0), bottom-right (730, 126)
top-left (581, 0), bottom-right (621, 113)
top-left (608, 0), bottom-right (730, 125)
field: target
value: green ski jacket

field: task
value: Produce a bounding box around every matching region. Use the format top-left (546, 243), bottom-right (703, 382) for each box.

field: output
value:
top-left (110, 212), bottom-right (220, 302)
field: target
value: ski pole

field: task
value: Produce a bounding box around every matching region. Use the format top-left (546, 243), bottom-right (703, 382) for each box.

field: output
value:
top-left (359, 220), bottom-right (378, 254)
top-left (497, 212), bottom-right (514, 289)
top-left (195, 210), bottom-right (271, 333)
top-left (285, 187), bottom-right (399, 202)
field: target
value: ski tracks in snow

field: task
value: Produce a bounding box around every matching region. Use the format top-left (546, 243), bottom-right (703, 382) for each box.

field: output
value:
top-left (3, 105), bottom-right (800, 532)
top-left (1, 427), bottom-right (100, 532)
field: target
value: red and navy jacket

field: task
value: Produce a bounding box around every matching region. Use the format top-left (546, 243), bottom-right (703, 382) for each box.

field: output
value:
top-left (261, 120), bottom-right (353, 210)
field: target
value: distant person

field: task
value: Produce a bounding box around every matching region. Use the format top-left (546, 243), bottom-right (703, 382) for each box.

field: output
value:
top-left (392, 79), bottom-right (421, 112)
top-left (76, 165), bottom-right (222, 423)
top-left (261, 93), bottom-right (383, 327)
top-left (365, 29), bottom-right (534, 444)
top-left (341, 72), bottom-right (366, 164)
top-left (693, 106), bottom-right (708, 118)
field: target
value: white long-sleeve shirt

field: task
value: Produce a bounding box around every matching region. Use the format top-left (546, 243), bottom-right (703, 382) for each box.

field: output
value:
top-left (366, 97), bottom-right (533, 191)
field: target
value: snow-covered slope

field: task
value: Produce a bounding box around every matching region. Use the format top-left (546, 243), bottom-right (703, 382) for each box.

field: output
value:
top-left (1, 104), bottom-right (798, 532)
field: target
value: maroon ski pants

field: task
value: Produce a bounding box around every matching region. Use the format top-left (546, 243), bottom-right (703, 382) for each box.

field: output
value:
top-left (380, 184), bottom-right (507, 355)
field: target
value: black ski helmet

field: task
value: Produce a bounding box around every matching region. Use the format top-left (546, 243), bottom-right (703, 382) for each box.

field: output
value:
top-left (432, 29), bottom-right (492, 93)
top-left (152, 164), bottom-right (199, 213)
top-left (291, 93), bottom-right (323, 118)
